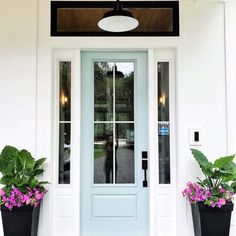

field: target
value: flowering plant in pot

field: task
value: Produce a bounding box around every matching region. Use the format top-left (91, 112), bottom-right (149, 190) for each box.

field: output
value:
top-left (182, 149), bottom-right (236, 236)
top-left (0, 145), bottom-right (48, 236)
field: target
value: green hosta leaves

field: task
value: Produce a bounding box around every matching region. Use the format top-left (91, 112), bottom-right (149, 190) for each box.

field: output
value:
top-left (0, 176), bottom-right (28, 187)
top-left (0, 146), bottom-right (18, 160)
top-left (212, 187), bottom-right (220, 195)
top-left (34, 158), bottom-right (46, 171)
top-left (0, 146), bottom-right (19, 176)
top-left (11, 178), bottom-right (28, 187)
top-left (214, 155), bottom-right (235, 169)
top-left (29, 178), bottom-right (38, 189)
top-left (231, 182), bottom-right (236, 193)
top-left (33, 169), bottom-right (44, 176)
top-left (191, 149), bottom-right (213, 177)
top-left (19, 150), bottom-right (35, 175)
top-left (191, 149), bottom-right (236, 190)
top-left (0, 176), bottom-right (12, 185)
top-left (212, 170), bottom-right (234, 180)
top-left (231, 181), bottom-right (236, 188)
top-left (39, 181), bottom-right (50, 185)
top-left (0, 145), bottom-right (48, 190)
top-left (221, 183), bottom-right (234, 193)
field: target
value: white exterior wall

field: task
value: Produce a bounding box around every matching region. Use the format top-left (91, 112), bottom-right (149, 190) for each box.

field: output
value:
top-left (225, 0), bottom-right (236, 154)
top-left (0, 0), bottom-right (236, 235)
top-left (0, 0), bottom-right (38, 235)
top-left (0, 0), bottom-right (37, 150)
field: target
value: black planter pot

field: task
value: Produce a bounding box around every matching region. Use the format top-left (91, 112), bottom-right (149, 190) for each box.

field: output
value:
top-left (1, 204), bottom-right (40, 236)
top-left (191, 202), bottom-right (234, 236)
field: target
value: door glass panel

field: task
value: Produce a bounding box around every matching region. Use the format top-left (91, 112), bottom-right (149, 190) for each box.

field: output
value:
top-left (94, 123), bottom-right (113, 184)
top-left (59, 123), bottom-right (71, 184)
top-left (116, 123), bottom-right (135, 184)
top-left (94, 61), bottom-right (135, 185)
top-left (115, 63), bottom-right (134, 121)
top-left (94, 62), bottom-right (114, 121)
top-left (158, 62), bottom-right (170, 184)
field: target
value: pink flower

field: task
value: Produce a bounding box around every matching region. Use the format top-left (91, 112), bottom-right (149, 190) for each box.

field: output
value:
top-left (217, 198), bottom-right (226, 208)
top-left (5, 202), bottom-right (13, 210)
top-left (35, 194), bottom-right (42, 200)
top-left (0, 186), bottom-right (46, 209)
top-left (205, 190), bottom-right (212, 197)
top-left (220, 188), bottom-right (226, 193)
top-left (210, 202), bottom-right (216, 207)
top-left (0, 189), bottom-right (5, 196)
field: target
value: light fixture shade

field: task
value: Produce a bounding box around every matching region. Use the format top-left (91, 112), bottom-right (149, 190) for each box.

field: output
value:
top-left (98, 1), bottom-right (139, 32)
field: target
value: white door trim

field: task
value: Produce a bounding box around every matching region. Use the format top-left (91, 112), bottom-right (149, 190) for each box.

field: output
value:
top-left (53, 48), bottom-right (177, 236)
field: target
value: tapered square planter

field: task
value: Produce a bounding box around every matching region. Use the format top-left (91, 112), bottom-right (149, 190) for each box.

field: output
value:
top-left (191, 202), bottom-right (234, 236)
top-left (1, 204), bottom-right (40, 236)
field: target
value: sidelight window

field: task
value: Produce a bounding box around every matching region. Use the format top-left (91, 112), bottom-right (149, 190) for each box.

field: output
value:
top-left (158, 62), bottom-right (170, 184)
top-left (58, 61), bottom-right (71, 184)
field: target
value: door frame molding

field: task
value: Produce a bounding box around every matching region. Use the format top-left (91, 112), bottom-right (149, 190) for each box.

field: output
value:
top-left (53, 48), bottom-right (177, 236)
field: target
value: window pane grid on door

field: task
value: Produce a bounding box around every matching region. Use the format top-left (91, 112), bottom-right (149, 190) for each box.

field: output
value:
top-left (157, 62), bottom-right (171, 184)
top-left (115, 62), bottom-right (134, 121)
top-left (94, 61), bottom-right (135, 185)
top-left (58, 61), bottom-right (71, 184)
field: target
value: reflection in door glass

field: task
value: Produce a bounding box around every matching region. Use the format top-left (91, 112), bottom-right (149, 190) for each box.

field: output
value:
top-left (59, 61), bottom-right (71, 184)
top-left (94, 62), bottom-right (114, 121)
top-left (59, 62), bottom-right (71, 121)
top-left (94, 61), bottom-right (135, 184)
top-left (158, 133), bottom-right (170, 184)
top-left (158, 62), bottom-right (170, 184)
top-left (115, 63), bottom-right (134, 121)
top-left (116, 124), bottom-right (134, 184)
top-left (59, 123), bottom-right (71, 184)
top-left (94, 123), bottom-right (113, 184)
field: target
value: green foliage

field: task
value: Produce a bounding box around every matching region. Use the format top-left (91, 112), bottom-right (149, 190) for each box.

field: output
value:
top-left (0, 145), bottom-right (47, 191)
top-left (191, 148), bottom-right (236, 193)
top-left (191, 149), bottom-right (213, 177)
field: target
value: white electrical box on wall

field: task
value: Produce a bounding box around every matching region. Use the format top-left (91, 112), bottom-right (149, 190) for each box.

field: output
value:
top-left (189, 128), bottom-right (202, 146)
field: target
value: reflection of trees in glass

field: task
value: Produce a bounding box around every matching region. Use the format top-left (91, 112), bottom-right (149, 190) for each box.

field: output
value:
top-left (94, 62), bottom-right (135, 184)
top-left (115, 71), bottom-right (134, 121)
top-left (94, 62), bottom-right (134, 122)
top-left (94, 145), bottom-right (105, 159)
top-left (94, 123), bottom-right (112, 141)
top-left (94, 62), bottom-right (113, 121)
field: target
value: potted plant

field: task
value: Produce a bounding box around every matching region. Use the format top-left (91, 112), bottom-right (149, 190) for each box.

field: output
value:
top-left (183, 148), bottom-right (236, 236)
top-left (0, 145), bottom-right (48, 236)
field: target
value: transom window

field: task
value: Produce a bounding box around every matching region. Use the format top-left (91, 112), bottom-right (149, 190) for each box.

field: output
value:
top-left (51, 1), bottom-right (179, 36)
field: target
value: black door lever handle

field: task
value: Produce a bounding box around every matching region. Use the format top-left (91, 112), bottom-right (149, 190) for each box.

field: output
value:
top-left (142, 159), bottom-right (148, 170)
top-left (142, 160), bottom-right (148, 187)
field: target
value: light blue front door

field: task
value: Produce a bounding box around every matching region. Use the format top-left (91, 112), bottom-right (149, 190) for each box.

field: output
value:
top-left (81, 51), bottom-right (149, 236)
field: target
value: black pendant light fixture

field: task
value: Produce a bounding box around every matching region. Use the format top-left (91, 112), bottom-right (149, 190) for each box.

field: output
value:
top-left (98, 0), bottom-right (139, 32)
